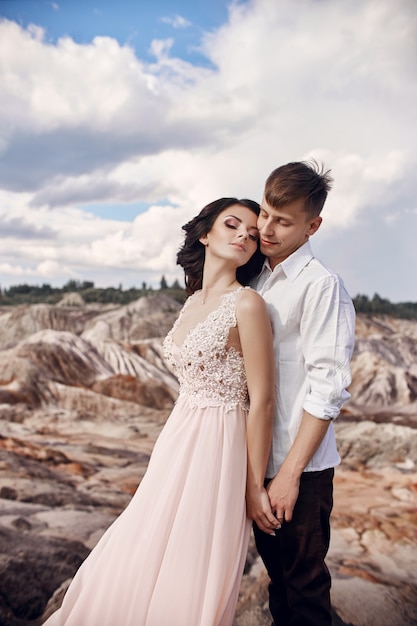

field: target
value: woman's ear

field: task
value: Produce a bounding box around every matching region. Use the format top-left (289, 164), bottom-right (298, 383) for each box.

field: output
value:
top-left (199, 234), bottom-right (208, 246)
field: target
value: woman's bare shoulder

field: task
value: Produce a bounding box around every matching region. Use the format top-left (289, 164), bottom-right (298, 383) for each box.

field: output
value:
top-left (236, 286), bottom-right (268, 316)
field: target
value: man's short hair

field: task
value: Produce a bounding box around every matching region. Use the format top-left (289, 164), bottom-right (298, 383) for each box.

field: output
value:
top-left (264, 160), bottom-right (333, 216)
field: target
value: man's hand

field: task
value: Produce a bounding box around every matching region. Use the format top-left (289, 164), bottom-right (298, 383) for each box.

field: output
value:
top-left (246, 486), bottom-right (281, 535)
top-left (266, 469), bottom-right (301, 523)
top-left (266, 411), bottom-right (331, 522)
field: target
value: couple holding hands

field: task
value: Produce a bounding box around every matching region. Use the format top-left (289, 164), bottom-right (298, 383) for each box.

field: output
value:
top-left (44, 161), bottom-right (355, 626)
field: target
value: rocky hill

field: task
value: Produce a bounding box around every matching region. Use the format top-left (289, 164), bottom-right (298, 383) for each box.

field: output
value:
top-left (0, 295), bottom-right (416, 626)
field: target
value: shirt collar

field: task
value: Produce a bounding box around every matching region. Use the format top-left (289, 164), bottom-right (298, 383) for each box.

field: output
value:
top-left (264, 240), bottom-right (314, 282)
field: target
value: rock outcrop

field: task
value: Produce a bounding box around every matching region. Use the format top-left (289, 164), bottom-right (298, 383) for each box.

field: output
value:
top-left (348, 315), bottom-right (417, 420)
top-left (0, 299), bottom-right (415, 626)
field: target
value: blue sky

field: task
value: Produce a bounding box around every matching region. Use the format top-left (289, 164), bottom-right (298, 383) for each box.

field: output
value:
top-left (0, 0), bottom-right (229, 65)
top-left (0, 0), bottom-right (416, 300)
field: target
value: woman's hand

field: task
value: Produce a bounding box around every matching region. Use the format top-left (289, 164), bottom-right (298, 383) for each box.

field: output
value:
top-left (246, 485), bottom-right (282, 535)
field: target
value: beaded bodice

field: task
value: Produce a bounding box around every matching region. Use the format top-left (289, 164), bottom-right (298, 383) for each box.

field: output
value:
top-left (163, 288), bottom-right (249, 411)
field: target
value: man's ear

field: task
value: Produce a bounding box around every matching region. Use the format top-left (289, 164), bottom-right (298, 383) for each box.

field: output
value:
top-left (307, 216), bottom-right (322, 237)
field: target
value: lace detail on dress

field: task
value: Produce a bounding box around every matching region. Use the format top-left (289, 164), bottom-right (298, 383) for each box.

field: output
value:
top-left (163, 288), bottom-right (249, 411)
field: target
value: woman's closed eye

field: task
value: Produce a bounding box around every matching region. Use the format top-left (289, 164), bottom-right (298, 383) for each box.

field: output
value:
top-left (225, 218), bottom-right (258, 241)
top-left (225, 218), bottom-right (240, 230)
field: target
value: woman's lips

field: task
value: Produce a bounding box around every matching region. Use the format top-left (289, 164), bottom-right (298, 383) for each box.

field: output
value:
top-left (231, 243), bottom-right (245, 251)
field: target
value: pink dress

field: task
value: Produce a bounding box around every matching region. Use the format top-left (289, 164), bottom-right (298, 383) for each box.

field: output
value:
top-left (44, 288), bottom-right (251, 626)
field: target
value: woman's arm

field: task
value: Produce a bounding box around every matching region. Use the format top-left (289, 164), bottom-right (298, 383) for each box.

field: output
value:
top-left (236, 290), bottom-right (278, 534)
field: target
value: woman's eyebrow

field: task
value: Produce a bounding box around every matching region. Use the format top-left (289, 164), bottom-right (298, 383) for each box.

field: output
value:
top-left (224, 214), bottom-right (242, 222)
top-left (224, 214), bottom-right (258, 229)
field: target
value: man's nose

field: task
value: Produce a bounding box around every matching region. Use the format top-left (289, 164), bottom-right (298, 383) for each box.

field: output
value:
top-left (260, 218), bottom-right (273, 234)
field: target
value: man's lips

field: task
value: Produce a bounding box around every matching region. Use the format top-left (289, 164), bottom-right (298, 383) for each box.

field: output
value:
top-left (261, 239), bottom-right (276, 246)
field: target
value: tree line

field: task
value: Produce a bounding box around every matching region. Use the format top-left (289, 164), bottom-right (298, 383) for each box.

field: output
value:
top-left (0, 280), bottom-right (416, 319)
top-left (352, 293), bottom-right (417, 319)
top-left (0, 277), bottom-right (186, 306)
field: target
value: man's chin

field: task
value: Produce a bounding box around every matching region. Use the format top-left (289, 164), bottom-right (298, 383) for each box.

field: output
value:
top-left (260, 244), bottom-right (275, 256)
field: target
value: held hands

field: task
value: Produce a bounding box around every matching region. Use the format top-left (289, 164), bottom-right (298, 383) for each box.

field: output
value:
top-left (246, 486), bottom-right (282, 535)
top-left (266, 468), bottom-right (300, 524)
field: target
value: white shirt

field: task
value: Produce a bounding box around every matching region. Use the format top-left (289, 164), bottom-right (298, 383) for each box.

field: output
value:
top-left (254, 240), bottom-right (356, 477)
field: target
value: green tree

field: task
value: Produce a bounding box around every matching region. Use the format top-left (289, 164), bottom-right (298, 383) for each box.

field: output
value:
top-left (63, 279), bottom-right (79, 292)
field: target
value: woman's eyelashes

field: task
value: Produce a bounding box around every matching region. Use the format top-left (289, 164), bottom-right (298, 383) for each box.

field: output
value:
top-left (224, 219), bottom-right (259, 241)
top-left (225, 218), bottom-right (239, 230)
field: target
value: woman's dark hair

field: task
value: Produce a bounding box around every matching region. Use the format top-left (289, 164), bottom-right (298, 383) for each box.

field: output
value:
top-left (177, 197), bottom-right (264, 296)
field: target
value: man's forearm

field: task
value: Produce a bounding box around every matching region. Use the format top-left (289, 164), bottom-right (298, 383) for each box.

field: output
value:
top-left (267, 411), bottom-right (331, 522)
top-left (280, 411), bottom-right (331, 479)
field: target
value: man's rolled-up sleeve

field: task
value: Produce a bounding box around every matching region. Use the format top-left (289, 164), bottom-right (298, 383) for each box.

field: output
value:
top-left (301, 275), bottom-right (356, 420)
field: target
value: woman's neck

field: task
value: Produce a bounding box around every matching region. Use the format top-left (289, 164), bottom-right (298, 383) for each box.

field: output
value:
top-left (200, 275), bottom-right (240, 305)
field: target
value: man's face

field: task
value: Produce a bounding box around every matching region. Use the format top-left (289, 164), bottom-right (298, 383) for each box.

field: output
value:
top-left (257, 197), bottom-right (322, 269)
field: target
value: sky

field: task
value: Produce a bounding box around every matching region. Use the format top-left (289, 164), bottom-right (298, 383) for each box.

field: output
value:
top-left (0, 0), bottom-right (416, 302)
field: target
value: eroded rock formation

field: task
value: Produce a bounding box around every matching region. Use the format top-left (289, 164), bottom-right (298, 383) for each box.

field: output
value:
top-left (0, 298), bottom-right (416, 625)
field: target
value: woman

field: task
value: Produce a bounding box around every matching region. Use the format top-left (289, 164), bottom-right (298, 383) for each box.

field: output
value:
top-left (44, 197), bottom-right (279, 626)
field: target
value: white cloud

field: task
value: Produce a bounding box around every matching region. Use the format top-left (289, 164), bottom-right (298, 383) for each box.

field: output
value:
top-left (160, 15), bottom-right (192, 29)
top-left (0, 0), bottom-right (416, 299)
top-left (0, 188), bottom-right (189, 289)
top-left (315, 149), bottom-right (409, 229)
top-left (37, 259), bottom-right (70, 277)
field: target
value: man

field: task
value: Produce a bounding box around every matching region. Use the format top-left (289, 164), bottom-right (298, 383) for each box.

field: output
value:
top-left (253, 161), bottom-right (356, 626)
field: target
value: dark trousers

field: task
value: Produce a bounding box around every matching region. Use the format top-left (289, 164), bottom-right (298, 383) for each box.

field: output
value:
top-left (253, 468), bottom-right (334, 626)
